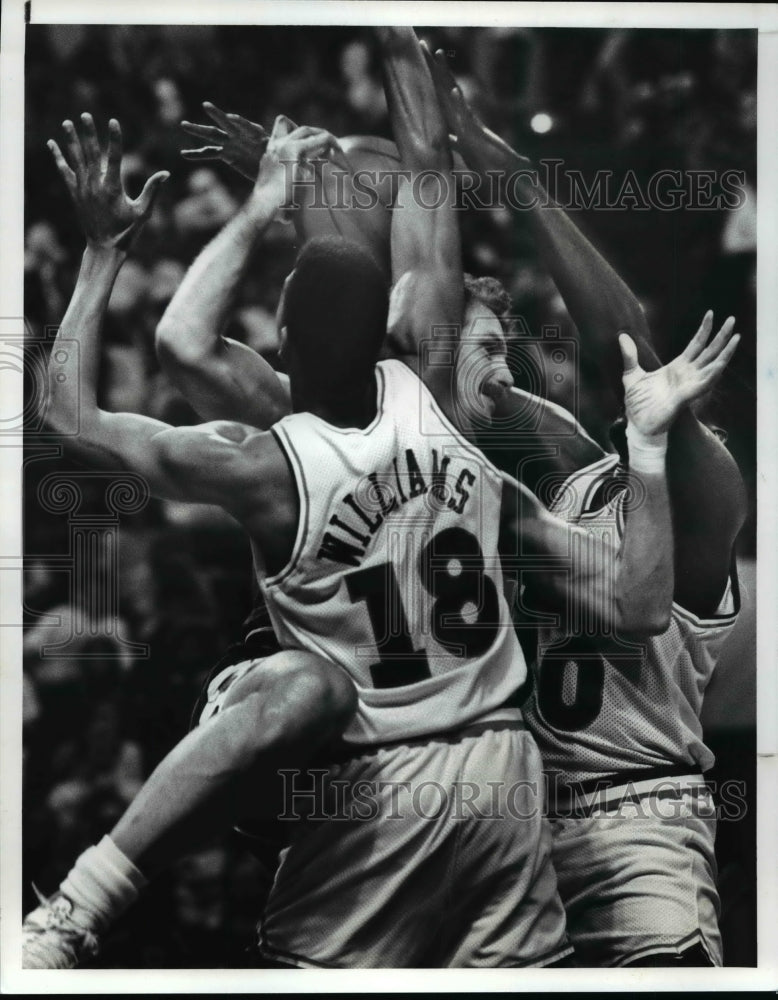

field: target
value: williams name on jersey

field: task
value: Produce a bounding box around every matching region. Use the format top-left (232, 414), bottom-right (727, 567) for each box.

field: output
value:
top-left (260, 359), bottom-right (526, 745)
top-left (317, 444), bottom-right (478, 568)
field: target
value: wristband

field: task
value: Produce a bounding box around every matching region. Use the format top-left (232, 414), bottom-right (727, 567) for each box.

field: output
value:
top-left (626, 422), bottom-right (667, 474)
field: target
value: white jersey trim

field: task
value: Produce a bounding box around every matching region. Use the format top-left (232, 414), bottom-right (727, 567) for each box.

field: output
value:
top-left (265, 423), bottom-right (310, 589)
top-left (550, 452), bottom-right (620, 508)
top-left (612, 930), bottom-right (717, 969)
top-left (671, 564), bottom-right (740, 628)
top-left (561, 455), bottom-right (741, 631)
top-left (397, 358), bottom-right (506, 481)
top-left (263, 367), bottom-right (388, 589)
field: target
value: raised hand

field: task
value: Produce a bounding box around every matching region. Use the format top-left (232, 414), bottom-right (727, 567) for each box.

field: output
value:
top-left (421, 44), bottom-right (522, 171)
top-left (48, 114), bottom-right (169, 252)
top-left (181, 102), bottom-right (269, 181)
top-left (620, 312), bottom-right (740, 438)
top-left (254, 115), bottom-right (350, 208)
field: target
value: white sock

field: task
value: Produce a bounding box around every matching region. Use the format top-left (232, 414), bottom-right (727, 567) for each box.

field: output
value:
top-left (58, 836), bottom-right (147, 930)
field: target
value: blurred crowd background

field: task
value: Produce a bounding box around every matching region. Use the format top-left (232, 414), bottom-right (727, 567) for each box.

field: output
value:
top-left (22, 25), bottom-right (757, 967)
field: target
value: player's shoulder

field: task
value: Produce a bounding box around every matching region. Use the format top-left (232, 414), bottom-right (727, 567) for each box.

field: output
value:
top-left (552, 452), bottom-right (622, 518)
top-left (377, 355), bottom-right (417, 385)
top-left (575, 451), bottom-right (621, 482)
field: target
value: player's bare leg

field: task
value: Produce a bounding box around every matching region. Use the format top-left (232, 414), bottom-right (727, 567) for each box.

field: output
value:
top-left (22, 650), bottom-right (356, 969)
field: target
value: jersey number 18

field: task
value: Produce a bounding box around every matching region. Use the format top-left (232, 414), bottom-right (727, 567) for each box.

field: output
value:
top-left (345, 527), bottom-right (499, 688)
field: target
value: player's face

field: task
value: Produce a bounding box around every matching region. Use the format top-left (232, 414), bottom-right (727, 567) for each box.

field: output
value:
top-left (455, 300), bottom-right (514, 422)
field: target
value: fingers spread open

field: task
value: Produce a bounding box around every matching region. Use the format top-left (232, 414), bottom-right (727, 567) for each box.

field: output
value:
top-left (79, 113), bottom-right (101, 173)
top-left (451, 86), bottom-right (466, 108)
top-left (701, 332), bottom-right (741, 382)
top-left (232, 115), bottom-right (267, 140)
top-left (61, 119), bottom-right (86, 176)
top-left (696, 316), bottom-right (736, 367)
top-left (421, 41), bottom-right (436, 73)
top-left (181, 121), bottom-right (226, 142)
top-left (47, 139), bottom-right (76, 192)
top-left (202, 102), bottom-right (235, 131)
top-left (434, 49), bottom-right (454, 77)
top-left (681, 309), bottom-right (714, 361)
top-left (105, 118), bottom-right (123, 188)
top-left (441, 55), bottom-right (462, 96)
top-left (135, 169), bottom-right (170, 216)
top-left (181, 146), bottom-right (224, 160)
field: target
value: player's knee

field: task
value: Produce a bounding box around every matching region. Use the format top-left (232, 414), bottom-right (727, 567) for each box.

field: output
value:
top-left (222, 650), bottom-right (356, 749)
top-left (277, 654), bottom-right (358, 734)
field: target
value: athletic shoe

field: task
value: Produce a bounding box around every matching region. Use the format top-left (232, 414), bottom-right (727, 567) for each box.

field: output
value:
top-left (22, 886), bottom-right (101, 969)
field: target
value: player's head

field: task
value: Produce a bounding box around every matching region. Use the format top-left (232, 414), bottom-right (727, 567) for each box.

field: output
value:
top-left (455, 274), bottom-right (515, 423)
top-left (277, 235), bottom-right (389, 412)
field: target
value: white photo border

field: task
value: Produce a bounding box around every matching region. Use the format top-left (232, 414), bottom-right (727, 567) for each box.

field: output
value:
top-left (2, 0), bottom-right (776, 992)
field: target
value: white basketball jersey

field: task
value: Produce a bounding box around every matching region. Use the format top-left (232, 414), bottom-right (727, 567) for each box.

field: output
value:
top-left (259, 359), bottom-right (525, 744)
top-left (523, 454), bottom-right (739, 786)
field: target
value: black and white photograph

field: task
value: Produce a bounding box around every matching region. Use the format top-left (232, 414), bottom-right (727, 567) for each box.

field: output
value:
top-left (1, 0), bottom-right (776, 990)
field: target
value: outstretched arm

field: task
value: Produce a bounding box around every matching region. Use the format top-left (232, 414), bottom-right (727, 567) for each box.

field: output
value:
top-left (45, 114), bottom-right (174, 479)
top-left (504, 320), bottom-right (740, 636)
top-left (425, 47), bottom-right (654, 405)
top-left (180, 101), bottom-right (269, 181)
top-left (156, 116), bottom-right (344, 427)
top-left (182, 104), bottom-right (396, 275)
top-left (45, 114), bottom-right (276, 511)
top-left (377, 27), bottom-right (464, 427)
top-left (427, 50), bottom-right (747, 615)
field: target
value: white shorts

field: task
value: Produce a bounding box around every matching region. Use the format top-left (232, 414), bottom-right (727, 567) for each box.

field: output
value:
top-left (258, 719), bottom-right (571, 968)
top-left (549, 778), bottom-right (721, 966)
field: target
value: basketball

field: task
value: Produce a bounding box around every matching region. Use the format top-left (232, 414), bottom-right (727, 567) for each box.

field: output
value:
top-left (291, 135), bottom-right (401, 274)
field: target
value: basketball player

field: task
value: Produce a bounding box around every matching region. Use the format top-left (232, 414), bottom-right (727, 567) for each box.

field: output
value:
top-left (421, 48), bottom-right (747, 966)
top-left (23, 34), bottom-right (583, 969)
top-left (22, 115), bottom-right (361, 970)
top-left (22, 30), bottom-right (735, 970)
top-left (172, 49), bottom-right (746, 968)
top-left (155, 27), bottom-right (732, 970)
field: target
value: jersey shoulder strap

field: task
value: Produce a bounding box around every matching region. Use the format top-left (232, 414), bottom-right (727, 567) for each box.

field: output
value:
top-left (550, 452), bottom-right (621, 520)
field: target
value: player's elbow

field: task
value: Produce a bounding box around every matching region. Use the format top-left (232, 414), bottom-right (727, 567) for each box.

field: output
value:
top-left (155, 317), bottom-right (213, 372)
top-left (155, 319), bottom-right (187, 367)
